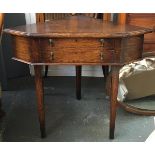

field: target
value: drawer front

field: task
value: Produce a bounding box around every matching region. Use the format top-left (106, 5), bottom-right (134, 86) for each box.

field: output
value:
top-left (39, 38), bottom-right (117, 64)
top-left (12, 36), bottom-right (32, 62)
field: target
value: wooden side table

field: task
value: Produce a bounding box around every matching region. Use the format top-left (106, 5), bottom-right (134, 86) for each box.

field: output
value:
top-left (3, 15), bottom-right (153, 139)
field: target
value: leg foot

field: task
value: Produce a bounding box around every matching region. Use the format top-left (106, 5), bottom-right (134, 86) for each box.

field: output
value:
top-left (109, 128), bottom-right (115, 139)
top-left (40, 126), bottom-right (46, 138)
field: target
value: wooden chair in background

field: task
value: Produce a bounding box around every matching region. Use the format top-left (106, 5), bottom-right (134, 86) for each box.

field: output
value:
top-left (0, 13), bottom-right (5, 118)
top-left (36, 13), bottom-right (111, 100)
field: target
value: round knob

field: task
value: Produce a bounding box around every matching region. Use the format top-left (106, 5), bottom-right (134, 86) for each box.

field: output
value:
top-left (100, 39), bottom-right (104, 46)
top-left (50, 51), bottom-right (54, 60)
top-left (100, 52), bottom-right (104, 61)
top-left (100, 39), bottom-right (104, 43)
top-left (49, 39), bottom-right (54, 46)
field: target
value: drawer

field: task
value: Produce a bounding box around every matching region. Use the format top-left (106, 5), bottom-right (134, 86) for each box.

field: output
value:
top-left (40, 47), bottom-right (117, 63)
top-left (39, 38), bottom-right (118, 64)
top-left (40, 38), bottom-right (101, 49)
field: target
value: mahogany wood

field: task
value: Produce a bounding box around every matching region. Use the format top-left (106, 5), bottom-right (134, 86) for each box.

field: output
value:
top-left (10, 34), bottom-right (147, 66)
top-left (4, 16), bottom-right (152, 38)
top-left (0, 13), bottom-right (4, 34)
top-left (76, 65), bottom-right (81, 100)
top-left (118, 13), bottom-right (155, 52)
top-left (109, 66), bottom-right (120, 139)
top-left (34, 65), bottom-right (46, 138)
top-left (3, 15), bottom-right (153, 139)
top-left (0, 13), bottom-right (5, 119)
top-left (36, 14), bottom-right (109, 99)
top-left (36, 13), bottom-right (110, 96)
top-left (103, 13), bottom-right (111, 21)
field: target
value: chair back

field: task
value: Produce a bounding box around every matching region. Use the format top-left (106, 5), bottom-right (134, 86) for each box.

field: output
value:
top-left (44, 13), bottom-right (98, 21)
top-left (36, 13), bottom-right (101, 23)
top-left (0, 13), bottom-right (4, 42)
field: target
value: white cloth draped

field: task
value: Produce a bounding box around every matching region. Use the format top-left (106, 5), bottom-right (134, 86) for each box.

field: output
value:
top-left (118, 57), bottom-right (155, 101)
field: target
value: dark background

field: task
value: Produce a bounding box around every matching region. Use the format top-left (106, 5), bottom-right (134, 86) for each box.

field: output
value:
top-left (0, 13), bottom-right (30, 90)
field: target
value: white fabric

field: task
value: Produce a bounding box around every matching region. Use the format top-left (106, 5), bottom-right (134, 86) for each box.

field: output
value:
top-left (118, 57), bottom-right (155, 101)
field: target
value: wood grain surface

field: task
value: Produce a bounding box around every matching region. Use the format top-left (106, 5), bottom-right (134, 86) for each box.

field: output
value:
top-left (4, 15), bottom-right (153, 38)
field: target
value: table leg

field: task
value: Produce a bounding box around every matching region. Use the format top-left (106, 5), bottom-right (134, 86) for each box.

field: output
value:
top-left (76, 65), bottom-right (81, 100)
top-left (0, 99), bottom-right (5, 119)
top-left (44, 65), bottom-right (48, 77)
top-left (109, 66), bottom-right (120, 139)
top-left (34, 65), bottom-right (46, 138)
top-left (102, 65), bottom-right (109, 82)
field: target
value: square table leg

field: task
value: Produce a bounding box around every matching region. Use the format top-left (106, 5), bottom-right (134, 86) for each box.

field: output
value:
top-left (0, 100), bottom-right (5, 119)
top-left (109, 66), bottom-right (120, 139)
top-left (34, 65), bottom-right (46, 138)
top-left (76, 65), bottom-right (82, 100)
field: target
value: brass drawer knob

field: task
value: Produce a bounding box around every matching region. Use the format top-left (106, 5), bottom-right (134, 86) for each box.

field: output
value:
top-left (100, 52), bottom-right (104, 60)
top-left (49, 39), bottom-right (54, 61)
top-left (50, 51), bottom-right (54, 60)
top-left (49, 39), bottom-right (54, 46)
top-left (100, 39), bottom-right (104, 46)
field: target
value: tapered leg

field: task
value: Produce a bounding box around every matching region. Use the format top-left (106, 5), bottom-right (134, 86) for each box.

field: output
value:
top-left (102, 65), bottom-right (109, 81)
top-left (34, 65), bottom-right (46, 138)
top-left (76, 65), bottom-right (82, 100)
top-left (44, 65), bottom-right (48, 77)
top-left (0, 99), bottom-right (5, 119)
top-left (109, 66), bottom-right (120, 139)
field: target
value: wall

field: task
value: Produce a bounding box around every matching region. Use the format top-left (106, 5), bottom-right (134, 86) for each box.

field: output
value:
top-left (0, 13), bottom-right (30, 90)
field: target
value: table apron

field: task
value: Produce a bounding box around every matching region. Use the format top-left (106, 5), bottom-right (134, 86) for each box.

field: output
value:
top-left (11, 35), bottom-right (144, 65)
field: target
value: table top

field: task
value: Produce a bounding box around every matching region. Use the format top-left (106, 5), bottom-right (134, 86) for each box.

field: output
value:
top-left (4, 15), bottom-right (153, 38)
